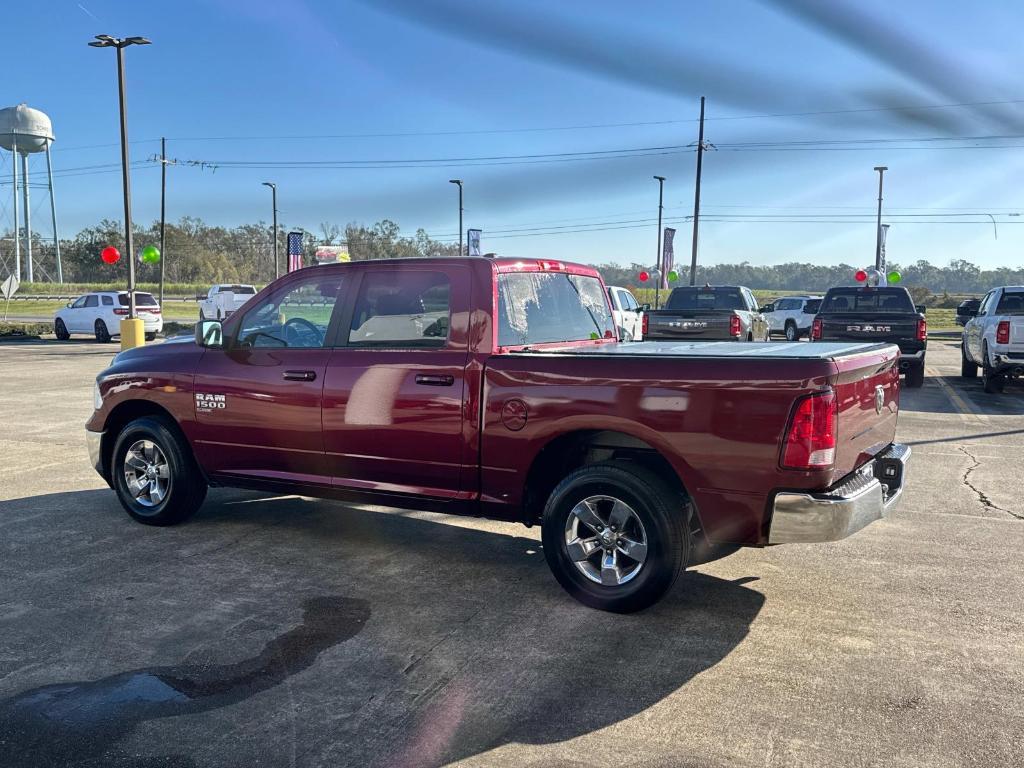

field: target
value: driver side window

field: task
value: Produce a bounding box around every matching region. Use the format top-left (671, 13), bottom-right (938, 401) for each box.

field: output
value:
top-left (237, 273), bottom-right (345, 348)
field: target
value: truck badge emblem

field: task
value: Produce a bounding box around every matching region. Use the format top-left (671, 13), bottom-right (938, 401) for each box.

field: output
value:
top-left (874, 385), bottom-right (885, 415)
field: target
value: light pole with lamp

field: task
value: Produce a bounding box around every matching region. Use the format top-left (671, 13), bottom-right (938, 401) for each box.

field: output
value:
top-left (653, 175), bottom-right (665, 309)
top-left (88, 33), bottom-right (150, 348)
top-left (262, 182), bottom-right (279, 279)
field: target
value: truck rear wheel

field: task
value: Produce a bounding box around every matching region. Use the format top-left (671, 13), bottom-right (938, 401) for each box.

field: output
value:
top-left (541, 462), bottom-right (689, 613)
top-left (111, 416), bottom-right (207, 526)
top-left (961, 343), bottom-right (978, 378)
top-left (982, 343), bottom-right (1005, 394)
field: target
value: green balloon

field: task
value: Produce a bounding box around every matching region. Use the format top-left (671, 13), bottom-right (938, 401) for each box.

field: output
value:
top-left (667, 270), bottom-right (679, 282)
top-left (887, 271), bottom-right (902, 284)
top-left (141, 245), bottom-right (161, 264)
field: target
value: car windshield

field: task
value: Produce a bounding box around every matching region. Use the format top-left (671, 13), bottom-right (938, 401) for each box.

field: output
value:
top-left (118, 293), bottom-right (159, 307)
top-left (665, 287), bottom-right (744, 311)
top-left (820, 289), bottom-right (915, 313)
top-left (498, 271), bottom-right (613, 346)
top-left (995, 291), bottom-right (1024, 314)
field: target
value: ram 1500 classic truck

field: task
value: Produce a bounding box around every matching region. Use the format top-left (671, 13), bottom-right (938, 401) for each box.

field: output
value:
top-left (643, 285), bottom-right (770, 342)
top-left (86, 257), bottom-right (910, 612)
top-left (811, 285), bottom-right (927, 388)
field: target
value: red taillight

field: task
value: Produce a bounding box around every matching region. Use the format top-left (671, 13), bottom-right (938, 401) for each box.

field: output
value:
top-left (149, 307), bottom-right (161, 314)
top-left (729, 314), bottom-right (741, 337)
top-left (996, 320), bottom-right (1010, 345)
top-left (782, 391), bottom-right (837, 469)
top-left (642, 312), bottom-right (649, 336)
top-left (811, 317), bottom-right (823, 340)
top-left (916, 318), bottom-right (927, 342)
top-left (113, 308), bottom-right (128, 315)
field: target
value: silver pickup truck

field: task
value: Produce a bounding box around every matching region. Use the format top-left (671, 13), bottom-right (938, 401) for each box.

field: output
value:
top-left (642, 285), bottom-right (770, 342)
top-left (961, 285), bottom-right (1024, 393)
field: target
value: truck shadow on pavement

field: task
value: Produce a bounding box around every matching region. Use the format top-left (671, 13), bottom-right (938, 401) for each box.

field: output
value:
top-left (0, 489), bottom-right (765, 768)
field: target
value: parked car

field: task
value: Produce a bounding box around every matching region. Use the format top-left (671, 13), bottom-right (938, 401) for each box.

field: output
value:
top-left (605, 285), bottom-right (644, 341)
top-left (198, 283), bottom-right (257, 321)
top-left (810, 285), bottom-right (927, 388)
top-left (54, 291), bottom-right (163, 343)
top-left (956, 298), bottom-right (982, 327)
top-left (86, 257), bottom-right (909, 612)
top-left (961, 285), bottom-right (1024, 393)
top-left (642, 285), bottom-right (770, 342)
top-left (763, 295), bottom-right (822, 341)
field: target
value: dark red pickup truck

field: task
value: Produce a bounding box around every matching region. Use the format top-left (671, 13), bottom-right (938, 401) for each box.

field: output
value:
top-left (87, 257), bottom-right (910, 612)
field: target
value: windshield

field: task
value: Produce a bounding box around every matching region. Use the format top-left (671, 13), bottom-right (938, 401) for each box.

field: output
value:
top-left (497, 272), bottom-right (613, 346)
top-left (118, 293), bottom-right (159, 307)
top-left (665, 287), bottom-right (744, 311)
top-left (995, 291), bottom-right (1024, 315)
top-left (820, 288), bottom-right (915, 314)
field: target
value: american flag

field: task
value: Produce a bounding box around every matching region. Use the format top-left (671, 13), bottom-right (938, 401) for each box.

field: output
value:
top-left (287, 231), bottom-right (304, 272)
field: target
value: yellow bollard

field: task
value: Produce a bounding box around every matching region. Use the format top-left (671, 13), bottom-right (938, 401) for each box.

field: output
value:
top-left (120, 318), bottom-right (146, 350)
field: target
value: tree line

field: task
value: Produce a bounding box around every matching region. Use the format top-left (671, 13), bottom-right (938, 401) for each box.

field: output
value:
top-left (4, 218), bottom-right (1019, 296)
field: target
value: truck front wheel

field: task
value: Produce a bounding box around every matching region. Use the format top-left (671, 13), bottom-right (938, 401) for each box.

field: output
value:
top-left (111, 416), bottom-right (207, 526)
top-left (541, 462), bottom-right (689, 613)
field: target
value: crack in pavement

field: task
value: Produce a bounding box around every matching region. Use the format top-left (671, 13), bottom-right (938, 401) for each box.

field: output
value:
top-left (958, 446), bottom-right (1023, 520)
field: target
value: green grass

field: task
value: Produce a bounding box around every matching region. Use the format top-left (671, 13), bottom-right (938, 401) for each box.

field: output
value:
top-left (15, 282), bottom-right (245, 298)
top-left (2, 299), bottom-right (199, 322)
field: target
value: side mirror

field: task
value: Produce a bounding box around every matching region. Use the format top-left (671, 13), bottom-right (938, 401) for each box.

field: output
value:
top-left (66, 301), bottom-right (73, 308)
top-left (639, 303), bottom-right (651, 312)
top-left (916, 305), bottom-right (927, 315)
top-left (195, 319), bottom-right (224, 348)
top-left (762, 303), bottom-right (775, 313)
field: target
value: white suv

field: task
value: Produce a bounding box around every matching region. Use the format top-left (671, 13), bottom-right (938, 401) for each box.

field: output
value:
top-left (961, 285), bottom-right (1024, 393)
top-left (54, 291), bottom-right (163, 343)
top-left (764, 295), bottom-right (822, 341)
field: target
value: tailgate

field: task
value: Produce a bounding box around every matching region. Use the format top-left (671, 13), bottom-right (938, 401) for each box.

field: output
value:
top-left (1010, 317), bottom-right (1024, 346)
top-left (831, 346), bottom-right (900, 478)
top-left (646, 311), bottom-right (734, 339)
top-left (820, 313), bottom-right (918, 343)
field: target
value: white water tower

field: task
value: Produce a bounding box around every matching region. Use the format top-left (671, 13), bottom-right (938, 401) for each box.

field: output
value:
top-left (0, 104), bottom-right (62, 283)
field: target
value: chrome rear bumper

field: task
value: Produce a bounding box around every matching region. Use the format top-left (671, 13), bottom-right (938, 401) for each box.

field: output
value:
top-left (768, 443), bottom-right (910, 544)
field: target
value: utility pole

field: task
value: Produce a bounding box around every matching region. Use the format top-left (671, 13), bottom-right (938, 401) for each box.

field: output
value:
top-left (689, 96), bottom-right (706, 286)
top-left (449, 179), bottom-right (463, 255)
top-left (159, 137), bottom-right (167, 306)
top-left (873, 166), bottom-right (888, 273)
top-left (262, 182), bottom-right (278, 279)
top-left (45, 139), bottom-right (62, 283)
top-left (653, 175), bottom-right (665, 309)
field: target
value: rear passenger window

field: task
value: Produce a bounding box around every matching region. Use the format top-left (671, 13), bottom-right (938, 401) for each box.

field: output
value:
top-left (102, 295), bottom-right (113, 306)
top-left (348, 271), bottom-right (451, 347)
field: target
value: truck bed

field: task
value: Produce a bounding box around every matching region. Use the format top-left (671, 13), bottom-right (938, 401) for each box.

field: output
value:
top-left (509, 340), bottom-right (892, 359)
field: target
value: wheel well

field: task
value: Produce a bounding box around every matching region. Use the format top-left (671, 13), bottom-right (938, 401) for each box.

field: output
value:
top-left (521, 430), bottom-right (691, 526)
top-left (99, 400), bottom-right (185, 480)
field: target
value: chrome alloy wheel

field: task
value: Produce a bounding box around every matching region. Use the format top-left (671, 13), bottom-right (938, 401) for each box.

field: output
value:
top-left (123, 439), bottom-right (170, 508)
top-left (564, 495), bottom-right (648, 586)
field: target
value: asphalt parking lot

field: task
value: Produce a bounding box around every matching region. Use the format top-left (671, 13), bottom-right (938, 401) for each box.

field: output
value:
top-left (1, 337), bottom-right (1022, 768)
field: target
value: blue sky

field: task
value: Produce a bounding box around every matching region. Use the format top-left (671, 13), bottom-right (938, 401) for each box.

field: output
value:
top-left (5, 0), bottom-right (1024, 269)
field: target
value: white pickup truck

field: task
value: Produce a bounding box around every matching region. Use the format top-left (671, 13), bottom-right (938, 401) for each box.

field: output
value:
top-left (961, 285), bottom-right (1024, 393)
top-left (198, 284), bottom-right (257, 321)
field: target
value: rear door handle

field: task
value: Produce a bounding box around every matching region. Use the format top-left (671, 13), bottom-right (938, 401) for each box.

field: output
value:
top-left (283, 370), bottom-right (317, 382)
top-left (415, 373), bottom-right (454, 386)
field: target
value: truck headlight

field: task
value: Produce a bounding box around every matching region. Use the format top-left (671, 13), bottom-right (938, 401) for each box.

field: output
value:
top-left (93, 381), bottom-right (104, 411)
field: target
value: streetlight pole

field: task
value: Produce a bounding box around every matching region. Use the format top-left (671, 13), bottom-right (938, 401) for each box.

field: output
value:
top-left (689, 96), bottom-right (706, 286)
top-left (262, 182), bottom-right (278, 279)
top-left (159, 136), bottom-right (167, 306)
top-left (873, 166), bottom-right (888, 273)
top-left (653, 175), bottom-right (665, 309)
top-left (449, 179), bottom-right (463, 255)
top-left (88, 34), bottom-right (151, 325)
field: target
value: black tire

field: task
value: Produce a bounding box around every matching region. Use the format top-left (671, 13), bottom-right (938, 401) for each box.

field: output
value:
top-left (199, 309), bottom-right (207, 321)
top-left (541, 462), bottom-right (689, 613)
top-left (145, 332), bottom-right (156, 342)
top-left (54, 318), bottom-right (70, 340)
top-left (982, 343), bottom-right (1005, 394)
top-left (903, 363), bottom-right (925, 388)
top-left (111, 416), bottom-right (207, 526)
top-left (746, 332), bottom-right (754, 342)
top-left (784, 322), bottom-right (799, 342)
top-left (961, 343), bottom-right (978, 378)
top-left (94, 319), bottom-right (111, 343)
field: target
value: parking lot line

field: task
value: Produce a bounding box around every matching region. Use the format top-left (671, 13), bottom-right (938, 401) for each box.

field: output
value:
top-left (926, 367), bottom-right (988, 425)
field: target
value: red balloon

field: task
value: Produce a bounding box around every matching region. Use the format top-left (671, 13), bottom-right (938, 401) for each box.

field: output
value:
top-left (638, 271), bottom-right (649, 282)
top-left (101, 246), bottom-right (121, 264)
top-left (854, 269), bottom-right (868, 282)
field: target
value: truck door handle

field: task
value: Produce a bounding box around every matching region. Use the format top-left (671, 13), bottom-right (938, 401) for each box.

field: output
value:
top-left (283, 370), bottom-right (317, 382)
top-left (415, 373), bottom-right (454, 386)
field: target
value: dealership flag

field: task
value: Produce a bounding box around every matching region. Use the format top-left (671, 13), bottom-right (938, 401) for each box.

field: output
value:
top-left (661, 227), bottom-right (676, 288)
top-left (467, 229), bottom-right (482, 257)
top-left (287, 231), bottom-right (304, 272)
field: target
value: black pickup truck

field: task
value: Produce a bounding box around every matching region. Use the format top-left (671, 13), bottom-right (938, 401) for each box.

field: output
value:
top-left (810, 286), bottom-right (927, 387)
top-left (643, 285), bottom-right (770, 342)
